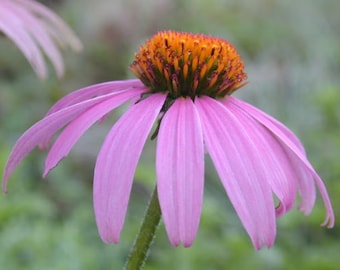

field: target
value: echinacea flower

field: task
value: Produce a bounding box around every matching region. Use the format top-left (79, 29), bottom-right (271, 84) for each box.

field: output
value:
top-left (0, 0), bottom-right (82, 79)
top-left (2, 31), bottom-right (334, 250)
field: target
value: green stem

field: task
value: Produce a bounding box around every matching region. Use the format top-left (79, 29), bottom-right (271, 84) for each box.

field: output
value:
top-left (124, 186), bottom-right (161, 270)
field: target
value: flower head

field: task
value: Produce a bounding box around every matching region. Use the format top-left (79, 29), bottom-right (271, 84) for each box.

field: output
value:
top-left (2, 31), bottom-right (334, 250)
top-left (0, 0), bottom-right (82, 79)
top-left (130, 31), bottom-right (247, 98)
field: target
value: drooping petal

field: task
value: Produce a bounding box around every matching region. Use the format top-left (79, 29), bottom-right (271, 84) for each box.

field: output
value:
top-left (2, 91), bottom-right (126, 192)
top-left (281, 149), bottom-right (316, 214)
top-left (156, 98), bottom-right (204, 247)
top-left (8, 3), bottom-right (64, 77)
top-left (0, 0), bottom-right (82, 79)
top-left (45, 79), bottom-right (144, 115)
top-left (43, 89), bottom-right (144, 176)
top-left (229, 97), bottom-right (334, 228)
top-left (227, 97), bottom-right (315, 214)
top-left (40, 86), bottom-right (144, 149)
top-left (195, 96), bottom-right (276, 250)
top-left (16, 0), bottom-right (82, 52)
top-left (0, 4), bottom-right (47, 78)
top-left (94, 93), bottom-right (166, 243)
top-left (222, 98), bottom-right (298, 217)
top-left (229, 97), bottom-right (306, 153)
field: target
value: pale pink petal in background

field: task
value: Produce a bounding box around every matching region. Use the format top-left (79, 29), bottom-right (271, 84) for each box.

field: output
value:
top-left (0, 0), bottom-right (82, 79)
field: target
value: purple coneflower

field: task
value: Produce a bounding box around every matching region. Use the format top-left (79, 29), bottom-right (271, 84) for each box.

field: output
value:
top-left (2, 31), bottom-right (334, 250)
top-left (0, 0), bottom-right (82, 79)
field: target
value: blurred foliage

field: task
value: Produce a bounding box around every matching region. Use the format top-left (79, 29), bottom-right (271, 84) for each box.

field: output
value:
top-left (1, 0), bottom-right (340, 269)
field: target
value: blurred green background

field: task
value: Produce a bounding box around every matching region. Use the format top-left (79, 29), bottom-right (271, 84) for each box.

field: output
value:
top-left (1, 0), bottom-right (339, 269)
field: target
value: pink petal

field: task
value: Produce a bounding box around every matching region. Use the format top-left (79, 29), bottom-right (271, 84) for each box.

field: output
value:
top-left (156, 98), bottom-right (204, 247)
top-left (282, 149), bottom-right (316, 214)
top-left (43, 89), bottom-right (143, 176)
top-left (16, 0), bottom-right (82, 52)
top-left (223, 98), bottom-right (298, 217)
top-left (195, 96), bottom-right (276, 250)
top-left (229, 97), bottom-right (334, 228)
top-left (0, 4), bottom-right (46, 78)
top-left (229, 97), bottom-right (321, 215)
top-left (40, 84), bottom-right (145, 148)
top-left (9, 5), bottom-right (64, 77)
top-left (0, 0), bottom-right (82, 79)
top-left (2, 91), bottom-right (125, 193)
top-left (229, 97), bottom-right (306, 153)
top-left (227, 98), bottom-right (315, 213)
top-left (45, 79), bottom-right (145, 115)
top-left (93, 93), bottom-right (166, 243)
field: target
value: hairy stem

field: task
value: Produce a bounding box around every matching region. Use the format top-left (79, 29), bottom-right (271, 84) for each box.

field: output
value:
top-left (124, 186), bottom-right (161, 270)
